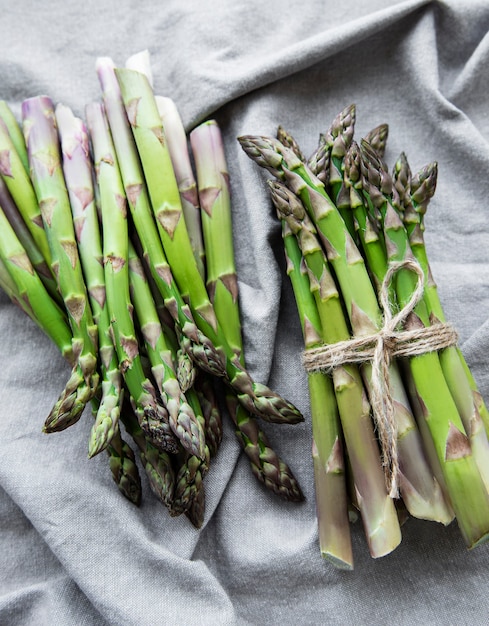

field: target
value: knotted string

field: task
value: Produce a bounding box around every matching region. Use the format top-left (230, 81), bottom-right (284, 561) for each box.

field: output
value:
top-left (302, 259), bottom-right (459, 498)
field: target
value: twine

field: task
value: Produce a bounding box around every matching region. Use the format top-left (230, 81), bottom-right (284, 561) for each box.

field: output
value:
top-left (302, 259), bottom-right (459, 498)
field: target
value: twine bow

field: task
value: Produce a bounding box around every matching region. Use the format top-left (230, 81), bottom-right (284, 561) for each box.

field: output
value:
top-left (302, 259), bottom-right (459, 498)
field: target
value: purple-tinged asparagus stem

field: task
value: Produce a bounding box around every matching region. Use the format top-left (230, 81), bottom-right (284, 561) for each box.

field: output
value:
top-left (22, 96), bottom-right (99, 432)
top-left (0, 114), bottom-right (52, 268)
top-left (156, 96), bottom-right (206, 279)
top-left (55, 103), bottom-right (124, 457)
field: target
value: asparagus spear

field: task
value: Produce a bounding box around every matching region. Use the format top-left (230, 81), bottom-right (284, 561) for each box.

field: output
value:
top-left (55, 103), bottom-right (127, 458)
top-left (155, 95), bottom-right (206, 278)
top-left (0, 205), bottom-right (73, 362)
top-left (170, 445), bottom-right (209, 517)
top-left (0, 114), bottom-right (52, 267)
top-left (185, 482), bottom-right (206, 529)
top-left (323, 104), bottom-right (356, 235)
top-left (0, 100), bottom-right (29, 173)
top-left (21, 96), bottom-right (100, 431)
top-left (108, 64), bottom-right (302, 426)
top-left (124, 52), bottom-right (207, 278)
top-left (190, 119), bottom-right (304, 502)
top-left (125, 49), bottom-right (154, 87)
top-left (85, 100), bottom-right (171, 451)
top-left (307, 104), bottom-right (356, 236)
top-left (279, 213), bottom-right (353, 567)
top-left (189, 120), bottom-right (241, 359)
top-left (105, 431), bottom-right (142, 506)
top-left (277, 126), bottom-right (306, 161)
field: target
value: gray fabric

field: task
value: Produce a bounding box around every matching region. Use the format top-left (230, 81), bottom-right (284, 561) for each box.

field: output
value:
top-left (1, 0), bottom-right (489, 623)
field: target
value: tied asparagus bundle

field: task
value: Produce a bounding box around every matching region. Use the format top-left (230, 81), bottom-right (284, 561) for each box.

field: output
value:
top-left (239, 105), bottom-right (489, 568)
top-left (0, 52), bottom-right (304, 531)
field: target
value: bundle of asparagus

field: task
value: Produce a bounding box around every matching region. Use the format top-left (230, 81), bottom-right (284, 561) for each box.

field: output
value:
top-left (0, 52), bottom-right (304, 530)
top-left (239, 105), bottom-right (489, 568)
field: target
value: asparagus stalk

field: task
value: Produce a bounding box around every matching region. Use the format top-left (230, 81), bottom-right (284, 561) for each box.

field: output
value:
top-left (0, 100), bottom-right (29, 173)
top-left (85, 100), bottom-right (171, 451)
top-left (343, 141), bottom-right (388, 293)
top-left (170, 443), bottom-right (209, 517)
top-left (0, 114), bottom-right (52, 267)
top-left (185, 482), bottom-right (206, 529)
top-left (279, 214), bottom-right (353, 567)
top-left (0, 256), bottom-right (21, 304)
top-left (169, 396), bottom-right (210, 518)
top-left (190, 120), bottom-right (241, 359)
top-left (191, 119), bottom-right (304, 502)
top-left (155, 95), bottom-right (206, 278)
top-left (21, 96), bottom-right (100, 431)
top-left (308, 131), bottom-right (331, 186)
top-left (112, 65), bottom-right (302, 426)
top-left (55, 103), bottom-right (126, 457)
top-left (270, 181), bottom-right (401, 558)
top-left (125, 54), bottom-right (207, 279)
top-left (307, 104), bottom-right (356, 237)
top-left (125, 49), bottom-right (154, 87)
top-left (360, 140), bottom-right (489, 547)
top-left (129, 229), bottom-right (199, 394)
top-left (0, 205), bottom-right (73, 362)
top-left (105, 429), bottom-right (142, 506)
top-left (409, 164), bottom-right (489, 431)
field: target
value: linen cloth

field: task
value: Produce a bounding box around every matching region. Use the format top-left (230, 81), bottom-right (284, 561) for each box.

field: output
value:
top-left (1, 0), bottom-right (489, 623)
